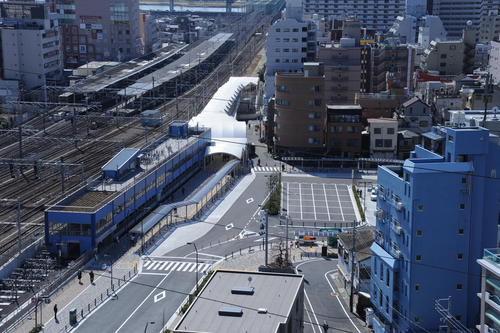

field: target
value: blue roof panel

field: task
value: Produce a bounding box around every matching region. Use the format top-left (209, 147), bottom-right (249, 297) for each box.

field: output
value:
top-left (102, 148), bottom-right (140, 172)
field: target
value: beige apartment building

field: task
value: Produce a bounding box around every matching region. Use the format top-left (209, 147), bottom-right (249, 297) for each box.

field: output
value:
top-left (274, 63), bottom-right (325, 155)
top-left (317, 19), bottom-right (362, 104)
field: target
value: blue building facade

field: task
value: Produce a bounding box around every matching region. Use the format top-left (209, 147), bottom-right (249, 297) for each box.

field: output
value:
top-left (45, 129), bottom-right (211, 258)
top-left (371, 126), bottom-right (500, 332)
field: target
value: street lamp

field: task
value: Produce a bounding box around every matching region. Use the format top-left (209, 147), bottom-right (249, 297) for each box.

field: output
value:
top-left (282, 208), bottom-right (289, 263)
top-left (103, 254), bottom-right (115, 297)
top-left (186, 242), bottom-right (199, 296)
top-left (144, 321), bottom-right (155, 333)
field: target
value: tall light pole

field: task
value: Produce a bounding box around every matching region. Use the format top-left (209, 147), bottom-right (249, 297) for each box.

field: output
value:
top-left (187, 242), bottom-right (199, 296)
top-left (282, 208), bottom-right (289, 263)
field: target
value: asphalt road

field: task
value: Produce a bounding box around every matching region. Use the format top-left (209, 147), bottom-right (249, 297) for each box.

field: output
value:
top-left (74, 272), bottom-right (192, 333)
top-left (295, 259), bottom-right (366, 333)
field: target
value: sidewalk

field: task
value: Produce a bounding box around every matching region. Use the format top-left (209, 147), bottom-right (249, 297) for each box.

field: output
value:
top-left (12, 240), bottom-right (140, 333)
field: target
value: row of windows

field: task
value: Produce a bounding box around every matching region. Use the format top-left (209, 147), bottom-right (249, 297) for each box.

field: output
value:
top-left (373, 127), bottom-right (395, 135)
top-left (274, 27), bottom-right (306, 33)
top-left (49, 223), bottom-right (91, 237)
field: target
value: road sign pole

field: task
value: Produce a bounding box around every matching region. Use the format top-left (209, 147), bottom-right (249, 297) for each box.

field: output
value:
top-left (265, 211), bottom-right (268, 267)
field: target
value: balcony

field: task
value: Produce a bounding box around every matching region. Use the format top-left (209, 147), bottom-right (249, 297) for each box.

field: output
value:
top-left (391, 220), bottom-right (402, 235)
top-left (391, 244), bottom-right (402, 259)
top-left (484, 249), bottom-right (500, 265)
top-left (375, 209), bottom-right (384, 219)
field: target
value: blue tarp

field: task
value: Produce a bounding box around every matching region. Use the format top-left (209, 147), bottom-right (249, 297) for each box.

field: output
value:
top-left (130, 160), bottom-right (239, 235)
top-left (102, 148), bottom-right (139, 173)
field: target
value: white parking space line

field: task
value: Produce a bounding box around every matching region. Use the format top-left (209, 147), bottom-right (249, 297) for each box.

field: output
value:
top-left (299, 183), bottom-right (303, 220)
top-left (322, 183), bottom-right (331, 221)
top-left (334, 184), bottom-right (345, 221)
top-left (311, 183), bottom-right (317, 220)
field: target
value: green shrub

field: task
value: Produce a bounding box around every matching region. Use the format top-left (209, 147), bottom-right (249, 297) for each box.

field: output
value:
top-left (352, 185), bottom-right (365, 222)
top-left (29, 325), bottom-right (43, 333)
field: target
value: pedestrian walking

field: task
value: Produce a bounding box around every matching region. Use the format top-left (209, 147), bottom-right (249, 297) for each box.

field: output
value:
top-left (77, 270), bottom-right (82, 284)
top-left (89, 270), bottom-right (94, 285)
top-left (53, 304), bottom-right (58, 322)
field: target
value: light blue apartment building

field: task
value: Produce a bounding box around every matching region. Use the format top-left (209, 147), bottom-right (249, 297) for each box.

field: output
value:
top-left (370, 125), bottom-right (500, 332)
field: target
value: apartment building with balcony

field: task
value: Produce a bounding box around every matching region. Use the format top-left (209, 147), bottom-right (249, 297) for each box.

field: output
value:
top-left (479, 0), bottom-right (500, 43)
top-left (273, 63), bottom-right (325, 155)
top-left (302, 0), bottom-right (405, 32)
top-left (371, 125), bottom-right (500, 332)
top-left (429, 0), bottom-right (481, 40)
top-left (325, 104), bottom-right (363, 157)
top-left (317, 19), bottom-right (361, 105)
top-left (0, 1), bottom-right (62, 89)
top-left (478, 249), bottom-right (500, 333)
top-left (264, 16), bottom-right (316, 102)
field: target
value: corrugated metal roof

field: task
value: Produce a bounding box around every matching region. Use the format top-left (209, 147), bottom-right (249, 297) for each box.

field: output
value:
top-left (101, 148), bottom-right (139, 172)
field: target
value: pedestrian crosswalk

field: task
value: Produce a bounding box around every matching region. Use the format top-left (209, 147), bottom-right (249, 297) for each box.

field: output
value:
top-left (252, 166), bottom-right (281, 173)
top-left (141, 260), bottom-right (211, 274)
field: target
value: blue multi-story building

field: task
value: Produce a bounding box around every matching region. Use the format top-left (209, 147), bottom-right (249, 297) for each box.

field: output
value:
top-left (370, 125), bottom-right (500, 332)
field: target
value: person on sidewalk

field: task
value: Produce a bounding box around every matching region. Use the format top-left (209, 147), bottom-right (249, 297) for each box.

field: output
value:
top-left (54, 304), bottom-right (58, 322)
top-left (77, 270), bottom-right (82, 284)
top-left (89, 270), bottom-right (95, 285)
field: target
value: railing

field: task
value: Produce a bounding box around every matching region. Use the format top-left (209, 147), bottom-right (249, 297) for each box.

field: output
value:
top-left (484, 249), bottom-right (500, 265)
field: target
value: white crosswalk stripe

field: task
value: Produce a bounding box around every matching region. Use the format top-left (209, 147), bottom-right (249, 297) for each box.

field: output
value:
top-left (142, 260), bottom-right (214, 274)
top-left (252, 166), bottom-right (281, 173)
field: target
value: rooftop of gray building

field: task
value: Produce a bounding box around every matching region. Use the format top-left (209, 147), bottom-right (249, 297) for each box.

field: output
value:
top-left (175, 270), bottom-right (303, 333)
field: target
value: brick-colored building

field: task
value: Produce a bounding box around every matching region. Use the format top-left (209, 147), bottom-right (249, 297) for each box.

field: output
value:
top-left (274, 63), bottom-right (325, 155)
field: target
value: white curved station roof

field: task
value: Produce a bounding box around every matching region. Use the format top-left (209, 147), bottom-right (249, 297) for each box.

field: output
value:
top-left (189, 76), bottom-right (258, 159)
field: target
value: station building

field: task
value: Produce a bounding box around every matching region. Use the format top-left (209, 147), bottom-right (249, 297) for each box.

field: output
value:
top-left (45, 76), bottom-right (258, 259)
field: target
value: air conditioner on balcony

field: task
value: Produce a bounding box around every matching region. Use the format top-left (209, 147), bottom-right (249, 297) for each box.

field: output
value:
top-left (375, 209), bottom-right (384, 218)
top-left (393, 248), bottom-right (402, 258)
top-left (396, 202), bottom-right (404, 211)
top-left (393, 223), bottom-right (402, 235)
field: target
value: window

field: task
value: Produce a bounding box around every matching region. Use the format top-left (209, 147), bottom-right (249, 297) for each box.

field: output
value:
top-left (415, 284), bottom-right (420, 291)
top-left (307, 137), bottom-right (320, 144)
top-left (416, 230), bottom-right (423, 236)
top-left (308, 125), bottom-right (319, 132)
top-left (331, 126), bottom-right (342, 133)
top-left (308, 112), bottom-right (320, 119)
top-left (275, 58), bottom-right (280, 63)
top-left (461, 177), bottom-right (467, 184)
top-left (415, 317), bottom-right (420, 323)
top-left (456, 284), bottom-right (463, 290)
top-left (383, 139), bottom-right (392, 147)
top-left (276, 99), bottom-right (289, 106)
top-left (417, 205), bottom-right (424, 211)
top-left (416, 255), bottom-right (422, 261)
top-left (374, 127), bottom-right (382, 134)
top-left (448, 135), bottom-right (454, 142)
top-left (457, 253), bottom-right (463, 260)
top-left (275, 28), bottom-right (281, 32)
top-left (459, 203), bottom-right (465, 209)
top-left (387, 128), bottom-right (395, 135)
top-left (458, 228), bottom-right (464, 234)
top-left (277, 85), bottom-right (288, 92)
top-left (375, 139), bottom-right (383, 147)
top-left (440, 54), bottom-right (447, 59)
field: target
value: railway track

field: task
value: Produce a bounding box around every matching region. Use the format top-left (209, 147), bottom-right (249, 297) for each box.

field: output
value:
top-left (0, 10), bottom-right (271, 261)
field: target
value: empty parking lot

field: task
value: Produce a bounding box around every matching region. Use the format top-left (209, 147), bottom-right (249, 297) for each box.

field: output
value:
top-left (281, 181), bottom-right (357, 224)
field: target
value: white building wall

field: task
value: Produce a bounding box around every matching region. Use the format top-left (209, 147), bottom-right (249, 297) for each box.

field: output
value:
top-left (418, 16), bottom-right (448, 49)
top-left (490, 40), bottom-right (500, 85)
top-left (302, 0), bottom-right (405, 32)
top-left (1, 27), bottom-right (61, 90)
top-left (265, 18), bottom-right (308, 101)
top-left (368, 120), bottom-right (398, 158)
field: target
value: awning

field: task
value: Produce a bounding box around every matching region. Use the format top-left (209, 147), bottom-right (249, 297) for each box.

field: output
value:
top-left (370, 242), bottom-right (396, 269)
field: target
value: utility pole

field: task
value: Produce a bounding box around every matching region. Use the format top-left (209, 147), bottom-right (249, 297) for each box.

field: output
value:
top-left (265, 210), bottom-right (269, 266)
top-left (357, 181), bottom-right (371, 222)
top-left (483, 73), bottom-right (492, 124)
top-left (349, 220), bottom-right (357, 313)
top-left (16, 199), bottom-right (21, 256)
top-left (18, 125), bottom-right (22, 159)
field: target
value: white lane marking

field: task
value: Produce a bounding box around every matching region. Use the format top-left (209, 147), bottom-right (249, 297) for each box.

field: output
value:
top-left (225, 223), bottom-right (234, 231)
top-left (304, 292), bottom-right (318, 333)
top-left (304, 289), bottom-right (321, 330)
top-left (176, 262), bottom-right (188, 271)
top-left (322, 183), bottom-right (332, 221)
top-left (182, 263), bottom-right (193, 272)
top-left (114, 273), bottom-right (171, 333)
top-left (188, 264), bottom-right (197, 272)
top-left (311, 183), bottom-right (317, 220)
top-left (335, 184), bottom-right (345, 221)
top-left (154, 291), bottom-right (166, 303)
top-left (324, 269), bottom-right (362, 333)
top-left (163, 262), bottom-right (175, 271)
top-left (169, 262), bottom-right (181, 271)
top-left (157, 262), bottom-right (168, 270)
top-left (150, 261), bottom-right (162, 270)
top-left (143, 260), bottom-right (153, 268)
top-left (200, 263), bottom-right (210, 272)
top-left (299, 183), bottom-right (303, 220)
top-left (246, 197), bottom-right (254, 204)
